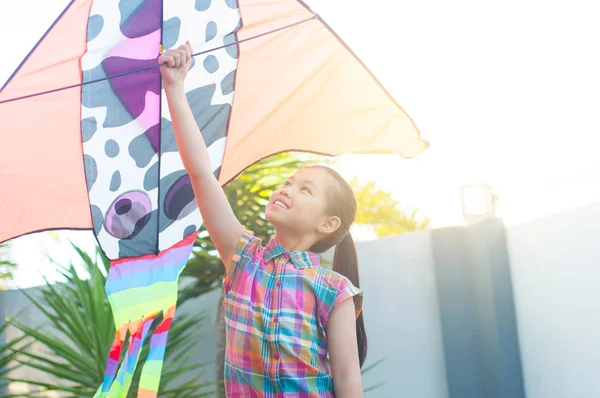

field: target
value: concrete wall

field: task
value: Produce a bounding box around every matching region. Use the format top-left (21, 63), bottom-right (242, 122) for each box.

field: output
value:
top-left (431, 219), bottom-right (525, 398)
top-left (0, 288), bottom-right (55, 397)
top-left (357, 232), bottom-right (449, 397)
top-left (0, 232), bottom-right (449, 397)
top-left (2, 201), bottom-right (599, 397)
top-left (506, 201), bottom-right (600, 398)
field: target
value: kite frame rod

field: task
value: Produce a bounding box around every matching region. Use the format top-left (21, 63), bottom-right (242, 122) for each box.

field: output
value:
top-left (0, 15), bottom-right (318, 105)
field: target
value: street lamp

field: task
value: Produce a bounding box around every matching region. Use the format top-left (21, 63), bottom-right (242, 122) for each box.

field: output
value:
top-left (460, 183), bottom-right (497, 224)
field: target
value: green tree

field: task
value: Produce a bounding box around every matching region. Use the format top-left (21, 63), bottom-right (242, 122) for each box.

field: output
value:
top-left (179, 153), bottom-right (304, 303)
top-left (180, 155), bottom-right (430, 302)
top-left (351, 178), bottom-right (430, 236)
top-left (182, 153), bottom-right (303, 398)
top-left (177, 152), bottom-right (429, 396)
top-left (1, 151), bottom-right (427, 396)
top-left (0, 242), bottom-right (16, 291)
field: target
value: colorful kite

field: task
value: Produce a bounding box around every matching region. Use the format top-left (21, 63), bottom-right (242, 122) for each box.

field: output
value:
top-left (0, 0), bottom-right (428, 396)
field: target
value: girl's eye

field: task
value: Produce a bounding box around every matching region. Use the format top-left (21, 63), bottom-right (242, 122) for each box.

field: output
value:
top-left (301, 187), bottom-right (312, 194)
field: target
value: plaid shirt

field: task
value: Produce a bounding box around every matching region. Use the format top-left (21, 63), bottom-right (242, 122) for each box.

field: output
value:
top-left (222, 231), bottom-right (363, 397)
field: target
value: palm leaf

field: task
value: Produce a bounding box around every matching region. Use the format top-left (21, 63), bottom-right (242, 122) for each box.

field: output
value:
top-left (2, 243), bottom-right (217, 397)
top-left (0, 313), bottom-right (30, 396)
top-left (361, 357), bottom-right (388, 393)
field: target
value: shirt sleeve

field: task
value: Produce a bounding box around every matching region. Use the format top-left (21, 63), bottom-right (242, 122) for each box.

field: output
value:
top-left (318, 271), bottom-right (364, 327)
top-left (333, 277), bottom-right (364, 319)
top-left (222, 230), bottom-right (262, 294)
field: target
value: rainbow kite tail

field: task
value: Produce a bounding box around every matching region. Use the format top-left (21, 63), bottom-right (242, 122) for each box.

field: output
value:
top-left (136, 306), bottom-right (176, 397)
top-left (94, 234), bottom-right (196, 397)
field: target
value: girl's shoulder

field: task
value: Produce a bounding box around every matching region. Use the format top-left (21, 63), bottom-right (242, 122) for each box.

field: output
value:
top-left (315, 265), bottom-right (355, 288)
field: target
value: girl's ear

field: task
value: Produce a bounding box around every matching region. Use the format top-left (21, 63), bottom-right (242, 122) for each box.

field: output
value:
top-left (317, 215), bottom-right (341, 235)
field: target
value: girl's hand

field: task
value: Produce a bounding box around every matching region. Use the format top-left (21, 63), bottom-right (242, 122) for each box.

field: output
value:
top-left (159, 41), bottom-right (193, 88)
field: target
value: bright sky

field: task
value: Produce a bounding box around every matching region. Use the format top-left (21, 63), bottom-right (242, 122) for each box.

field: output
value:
top-left (2, 0), bottom-right (600, 288)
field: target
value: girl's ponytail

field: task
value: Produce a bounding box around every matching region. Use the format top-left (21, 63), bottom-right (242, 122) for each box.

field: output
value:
top-left (333, 232), bottom-right (367, 368)
top-left (304, 164), bottom-right (367, 367)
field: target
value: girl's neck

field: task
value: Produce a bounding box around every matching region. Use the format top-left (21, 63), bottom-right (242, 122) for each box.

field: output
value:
top-left (273, 230), bottom-right (317, 253)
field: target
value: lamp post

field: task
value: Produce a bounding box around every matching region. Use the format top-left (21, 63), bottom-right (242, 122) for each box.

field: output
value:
top-left (460, 183), bottom-right (497, 224)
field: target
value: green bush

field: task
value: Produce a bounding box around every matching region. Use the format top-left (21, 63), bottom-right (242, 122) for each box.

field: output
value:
top-left (1, 244), bottom-right (216, 398)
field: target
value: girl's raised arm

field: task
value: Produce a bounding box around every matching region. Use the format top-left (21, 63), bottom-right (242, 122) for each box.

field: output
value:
top-left (159, 42), bottom-right (245, 273)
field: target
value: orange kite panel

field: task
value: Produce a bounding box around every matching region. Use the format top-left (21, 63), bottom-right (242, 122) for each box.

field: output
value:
top-left (219, 0), bottom-right (428, 183)
top-left (0, 0), bottom-right (94, 243)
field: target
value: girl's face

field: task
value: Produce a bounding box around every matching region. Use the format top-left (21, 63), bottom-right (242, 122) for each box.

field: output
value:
top-left (265, 167), bottom-right (340, 238)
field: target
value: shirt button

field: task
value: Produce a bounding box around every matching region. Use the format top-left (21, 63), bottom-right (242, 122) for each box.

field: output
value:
top-left (274, 353), bottom-right (280, 360)
top-left (276, 281), bottom-right (282, 287)
top-left (274, 317), bottom-right (279, 323)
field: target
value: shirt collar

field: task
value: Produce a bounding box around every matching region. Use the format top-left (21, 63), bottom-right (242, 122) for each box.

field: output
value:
top-left (264, 238), bottom-right (321, 269)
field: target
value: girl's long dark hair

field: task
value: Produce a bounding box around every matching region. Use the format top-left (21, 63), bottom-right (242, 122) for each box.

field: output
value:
top-left (307, 165), bottom-right (367, 368)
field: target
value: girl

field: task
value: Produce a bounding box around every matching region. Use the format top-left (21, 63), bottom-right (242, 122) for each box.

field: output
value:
top-left (159, 42), bottom-right (367, 397)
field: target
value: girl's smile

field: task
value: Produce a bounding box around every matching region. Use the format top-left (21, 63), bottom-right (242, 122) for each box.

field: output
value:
top-left (270, 197), bottom-right (290, 209)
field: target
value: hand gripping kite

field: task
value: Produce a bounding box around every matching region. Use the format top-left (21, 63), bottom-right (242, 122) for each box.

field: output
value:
top-left (0, 0), bottom-right (428, 396)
